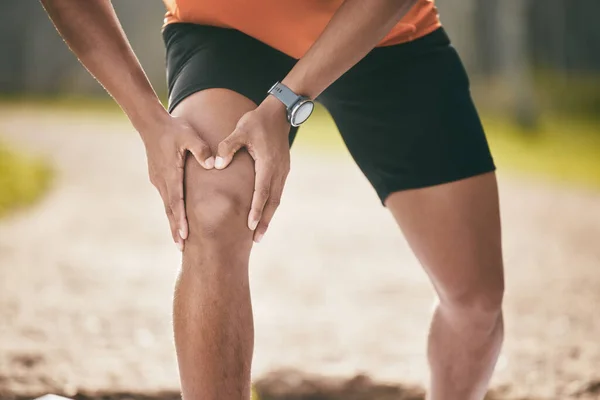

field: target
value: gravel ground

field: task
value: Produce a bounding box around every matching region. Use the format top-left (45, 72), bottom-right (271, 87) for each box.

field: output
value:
top-left (0, 107), bottom-right (599, 400)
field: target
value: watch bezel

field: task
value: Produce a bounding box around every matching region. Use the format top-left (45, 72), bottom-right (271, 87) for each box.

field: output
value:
top-left (289, 98), bottom-right (314, 127)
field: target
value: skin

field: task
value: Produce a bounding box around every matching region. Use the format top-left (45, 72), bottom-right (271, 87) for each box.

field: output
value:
top-left (40, 1), bottom-right (504, 399)
top-left (171, 90), bottom-right (258, 399)
top-left (386, 173), bottom-right (504, 399)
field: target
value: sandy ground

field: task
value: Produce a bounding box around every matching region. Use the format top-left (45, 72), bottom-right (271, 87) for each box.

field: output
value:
top-left (0, 106), bottom-right (599, 400)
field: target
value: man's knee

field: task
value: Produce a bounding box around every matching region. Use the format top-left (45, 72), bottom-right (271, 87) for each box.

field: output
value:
top-left (180, 184), bottom-right (252, 285)
top-left (186, 186), bottom-right (250, 243)
top-left (182, 146), bottom-right (254, 246)
top-left (439, 274), bottom-right (504, 331)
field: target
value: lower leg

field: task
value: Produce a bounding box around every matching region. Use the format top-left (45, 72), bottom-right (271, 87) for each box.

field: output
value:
top-left (173, 161), bottom-right (256, 400)
top-left (427, 298), bottom-right (503, 400)
top-left (174, 228), bottom-right (254, 400)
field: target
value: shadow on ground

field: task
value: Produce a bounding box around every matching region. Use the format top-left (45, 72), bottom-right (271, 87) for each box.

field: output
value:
top-left (8, 369), bottom-right (600, 400)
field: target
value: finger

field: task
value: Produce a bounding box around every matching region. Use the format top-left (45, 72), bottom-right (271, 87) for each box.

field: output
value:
top-left (248, 161), bottom-right (272, 232)
top-left (185, 136), bottom-right (215, 170)
top-left (166, 167), bottom-right (188, 243)
top-left (253, 178), bottom-right (284, 244)
top-left (160, 183), bottom-right (184, 251)
top-left (172, 164), bottom-right (189, 239)
top-left (215, 128), bottom-right (245, 170)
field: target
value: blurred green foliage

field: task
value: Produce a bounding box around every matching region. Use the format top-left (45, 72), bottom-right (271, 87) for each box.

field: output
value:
top-left (534, 72), bottom-right (600, 119)
top-left (0, 141), bottom-right (53, 217)
top-left (483, 115), bottom-right (600, 189)
top-left (0, 94), bottom-right (124, 113)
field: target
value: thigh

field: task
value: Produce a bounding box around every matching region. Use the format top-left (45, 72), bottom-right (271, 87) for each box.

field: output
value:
top-left (386, 172), bottom-right (504, 304)
top-left (163, 23), bottom-right (299, 144)
top-left (318, 28), bottom-right (496, 205)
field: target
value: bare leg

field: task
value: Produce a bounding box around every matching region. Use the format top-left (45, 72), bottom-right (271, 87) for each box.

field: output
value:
top-left (386, 172), bottom-right (504, 400)
top-left (171, 90), bottom-right (258, 400)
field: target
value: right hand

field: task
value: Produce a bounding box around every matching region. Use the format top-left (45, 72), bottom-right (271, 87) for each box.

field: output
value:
top-left (143, 115), bottom-right (214, 251)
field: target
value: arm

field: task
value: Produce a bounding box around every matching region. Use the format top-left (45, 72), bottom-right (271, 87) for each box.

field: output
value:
top-left (40, 0), bottom-right (167, 136)
top-left (216, 0), bottom-right (417, 243)
top-left (281, 0), bottom-right (418, 99)
top-left (40, 0), bottom-right (214, 250)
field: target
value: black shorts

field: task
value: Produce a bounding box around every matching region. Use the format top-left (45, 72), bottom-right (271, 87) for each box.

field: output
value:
top-left (162, 23), bottom-right (496, 204)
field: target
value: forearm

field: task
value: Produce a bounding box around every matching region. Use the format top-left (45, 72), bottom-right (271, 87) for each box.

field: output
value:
top-left (282, 0), bottom-right (417, 99)
top-left (40, 0), bottom-right (168, 139)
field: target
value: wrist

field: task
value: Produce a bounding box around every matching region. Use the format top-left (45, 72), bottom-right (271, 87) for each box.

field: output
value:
top-left (266, 81), bottom-right (316, 127)
top-left (126, 99), bottom-right (172, 143)
top-left (281, 72), bottom-right (318, 100)
top-left (260, 93), bottom-right (290, 125)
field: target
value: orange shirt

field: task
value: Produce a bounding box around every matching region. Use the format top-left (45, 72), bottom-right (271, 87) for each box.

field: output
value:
top-left (163, 0), bottom-right (441, 59)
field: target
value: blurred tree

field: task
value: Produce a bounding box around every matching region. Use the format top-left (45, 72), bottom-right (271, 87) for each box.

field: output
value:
top-left (436, 0), bottom-right (478, 72)
top-left (497, 0), bottom-right (539, 130)
top-left (0, 2), bottom-right (27, 93)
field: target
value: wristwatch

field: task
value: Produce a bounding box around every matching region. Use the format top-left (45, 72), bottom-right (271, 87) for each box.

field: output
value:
top-left (268, 81), bottom-right (315, 127)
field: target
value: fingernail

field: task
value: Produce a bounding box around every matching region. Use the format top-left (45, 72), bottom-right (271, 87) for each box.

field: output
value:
top-left (179, 228), bottom-right (186, 240)
top-left (249, 219), bottom-right (258, 231)
top-left (204, 157), bottom-right (215, 169)
top-left (214, 157), bottom-right (225, 169)
top-left (176, 241), bottom-right (184, 252)
top-left (254, 232), bottom-right (264, 243)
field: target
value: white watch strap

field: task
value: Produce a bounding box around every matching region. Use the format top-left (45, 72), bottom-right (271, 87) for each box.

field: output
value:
top-left (268, 82), bottom-right (298, 109)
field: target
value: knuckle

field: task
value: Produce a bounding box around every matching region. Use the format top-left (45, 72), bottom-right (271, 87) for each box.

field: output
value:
top-left (257, 187), bottom-right (270, 198)
top-left (217, 140), bottom-right (230, 154)
top-left (170, 189), bottom-right (183, 200)
top-left (168, 198), bottom-right (182, 211)
top-left (250, 207), bottom-right (263, 219)
top-left (196, 142), bottom-right (210, 155)
top-left (236, 117), bottom-right (252, 131)
top-left (267, 197), bottom-right (281, 207)
top-left (148, 169), bottom-right (159, 183)
top-left (183, 125), bottom-right (197, 137)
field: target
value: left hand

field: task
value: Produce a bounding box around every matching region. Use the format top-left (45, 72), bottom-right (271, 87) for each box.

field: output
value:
top-left (214, 96), bottom-right (291, 243)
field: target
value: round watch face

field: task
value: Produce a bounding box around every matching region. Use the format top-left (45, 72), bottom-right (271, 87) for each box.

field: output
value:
top-left (290, 100), bottom-right (314, 127)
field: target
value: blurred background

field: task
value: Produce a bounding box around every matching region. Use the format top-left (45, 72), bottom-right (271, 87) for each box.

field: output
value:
top-left (1, 1), bottom-right (599, 400)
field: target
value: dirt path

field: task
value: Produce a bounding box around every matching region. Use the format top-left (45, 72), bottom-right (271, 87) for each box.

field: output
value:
top-left (1, 106), bottom-right (599, 400)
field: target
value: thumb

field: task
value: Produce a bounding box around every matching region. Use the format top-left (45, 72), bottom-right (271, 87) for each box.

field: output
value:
top-left (215, 128), bottom-right (245, 169)
top-left (185, 136), bottom-right (214, 170)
